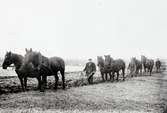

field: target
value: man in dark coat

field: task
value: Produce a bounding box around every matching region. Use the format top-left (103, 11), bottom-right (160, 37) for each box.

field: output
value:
top-left (156, 59), bottom-right (161, 72)
top-left (83, 58), bottom-right (96, 84)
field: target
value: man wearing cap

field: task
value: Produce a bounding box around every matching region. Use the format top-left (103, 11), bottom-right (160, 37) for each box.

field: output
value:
top-left (83, 58), bottom-right (96, 84)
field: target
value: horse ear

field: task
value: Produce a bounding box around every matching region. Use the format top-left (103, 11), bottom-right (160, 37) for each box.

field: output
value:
top-left (8, 51), bottom-right (11, 56)
top-left (30, 48), bottom-right (32, 52)
top-left (25, 48), bottom-right (28, 53)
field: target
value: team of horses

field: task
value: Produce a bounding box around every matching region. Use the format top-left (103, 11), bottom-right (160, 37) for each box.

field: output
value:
top-left (97, 55), bottom-right (125, 81)
top-left (2, 49), bottom-right (65, 92)
top-left (128, 56), bottom-right (155, 77)
top-left (2, 49), bottom-right (162, 92)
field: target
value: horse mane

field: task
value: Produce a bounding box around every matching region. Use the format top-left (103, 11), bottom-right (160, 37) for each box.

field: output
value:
top-left (12, 52), bottom-right (23, 60)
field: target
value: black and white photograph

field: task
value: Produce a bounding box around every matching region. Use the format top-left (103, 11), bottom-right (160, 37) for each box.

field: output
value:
top-left (0, 0), bottom-right (167, 113)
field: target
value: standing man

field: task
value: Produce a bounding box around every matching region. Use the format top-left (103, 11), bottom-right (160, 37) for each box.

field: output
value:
top-left (155, 59), bottom-right (161, 72)
top-left (83, 58), bottom-right (96, 84)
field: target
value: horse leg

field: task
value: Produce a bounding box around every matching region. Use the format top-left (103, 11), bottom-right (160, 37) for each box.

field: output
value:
top-left (136, 69), bottom-right (139, 76)
top-left (135, 69), bottom-right (137, 77)
top-left (141, 66), bottom-right (143, 75)
top-left (122, 69), bottom-right (125, 81)
top-left (40, 75), bottom-right (47, 92)
top-left (111, 71), bottom-right (115, 82)
top-left (39, 75), bottom-right (46, 92)
top-left (101, 72), bottom-right (105, 81)
top-left (18, 76), bottom-right (24, 91)
top-left (144, 66), bottom-right (146, 73)
top-left (135, 69), bottom-right (137, 76)
top-left (129, 71), bottom-right (132, 77)
top-left (54, 72), bottom-right (59, 90)
top-left (150, 67), bottom-right (153, 76)
top-left (60, 70), bottom-right (65, 89)
top-left (116, 71), bottom-right (119, 81)
top-left (105, 73), bottom-right (108, 81)
top-left (43, 76), bottom-right (47, 87)
top-left (109, 72), bottom-right (112, 81)
top-left (36, 76), bottom-right (41, 90)
top-left (147, 69), bottom-right (150, 73)
top-left (24, 77), bottom-right (27, 91)
top-left (130, 70), bottom-right (134, 77)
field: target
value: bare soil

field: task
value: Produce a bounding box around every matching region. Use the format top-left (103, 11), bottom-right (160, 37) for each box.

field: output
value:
top-left (0, 70), bottom-right (167, 113)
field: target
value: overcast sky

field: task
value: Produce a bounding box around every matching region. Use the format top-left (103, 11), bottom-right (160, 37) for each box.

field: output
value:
top-left (0, 0), bottom-right (167, 60)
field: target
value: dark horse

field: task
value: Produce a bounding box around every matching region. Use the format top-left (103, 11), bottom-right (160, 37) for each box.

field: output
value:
top-left (104, 55), bottom-right (126, 81)
top-left (97, 56), bottom-right (112, 81)
top-left (2, 51), bottom-right (41, 91)
top-left (20, 48), bottom-right (65, 92)
top-left (97, 55), bottom-right (126, 81)
top-left (141, 55), bottom-right (154, 76)
top-left (155, 59), bottom-right (161, 73)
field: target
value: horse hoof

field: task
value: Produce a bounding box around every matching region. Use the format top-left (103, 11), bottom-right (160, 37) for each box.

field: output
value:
top-left (40, 89), bottom-right (45, 92)
top-left (25, 89), bottom-right (29, 91)
top-left (22, 89), bottom-right (25, 92)
top-left (63, 86), bottom-right (66, 90)
top-left (54, 87), bottom-right (58, 90)
top-left (40, 90), bottom-right (45, 92)
top-left (34, 88), bottom-right (40, 91)
top-left (63, 88), bottom-right (67, 90)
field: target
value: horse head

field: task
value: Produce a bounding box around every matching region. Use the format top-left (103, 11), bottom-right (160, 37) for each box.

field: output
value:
top-left (131, 57), bottom-right (136, 62)
top-left (141, 55), bottom-right (147, 64)
top-left (104, 55), bottom-right (113, 66)
top-left (2, 51), bottom-right (13, 69)
top-left (19, 48), bottom-right (42, 73)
